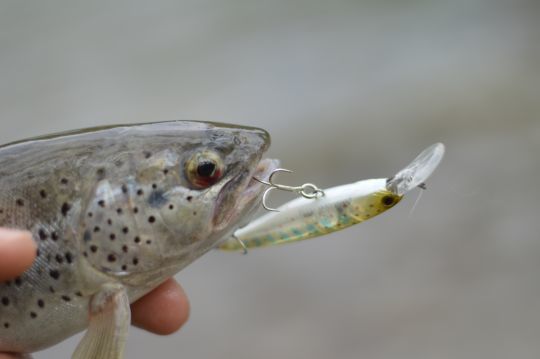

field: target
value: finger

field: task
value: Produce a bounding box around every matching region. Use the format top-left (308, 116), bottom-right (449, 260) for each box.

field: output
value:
top-left (131, 278), bottom-right (190, 335)
top-left (0, 353), bottom-right (32, 359)
top-left (0, 229), bottom-right (36, 282)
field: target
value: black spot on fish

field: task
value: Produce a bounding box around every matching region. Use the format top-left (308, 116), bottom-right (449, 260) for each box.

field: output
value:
top-left (61, 295), bottom-right (71, 302)
top-left (186, 196), bottom-right (193, 202)
top-left (4, 323), bottom-right (9, 329)
top-left (49, 286), bottom-right (55, 293)
top-left (143, 151), bottom-right (152, 159)
top-left (1, 297), bottom-right (9, 306)
top-left (30, 312), bottom-right (37, 318)
top-left (65, 252), bottom-right (73, 264)
top-left (94, 226), bottom-right (101, 233)
top-left (121, 184), bottom-right (129, 194)
top-left (60, 178), bottom-right (69, 185)
top-left (122, 265), bottom-right (128, 271)
top-left (96, 168), bottom-right (106, 180)
top-left (14, 277), bottom-right (22, 287)
top-left (137, 189), bottom-right (144, 196)
top-left (16, 199), bottom-right (24, 206)
top-left (108, 254), bottom-right (117, 262)
top-left (61, 202), bottom-right (72, 216)
top-left (133, 258), bottom-right (139, 265)
top-left (169, 204), bottom-right (175, 210)
top-left (83, 230), bottom-right (92, 242)
top-left (110, 233), bottom-right (116, 240)
top-left (39, 190), bottom-right (47, 199)
top-left (90, 245), bottom-right (98, 253)
top-left (146, 240), bottom-right (152, 245)
top-left (88, 212), bottom-right (93, 218)
top-left (134, 236), bottom-right (141, 243)
top-left (75, 291), bottom-right (83, 297)
top-left (55, 254), bottom-right (64, 264)
top-left (37, 299), bottom-right (44, 308)
top-left (133, 207), bottom-right (139, 214)
top-left (148, 190), bottom-right (168, 208)
top-left (98, 200), bottom-right (106, 208)
top-left (107, 219), bottom-right (113, 226)
top-left (122, 227), bottom-right (129, 234)
top-left (148, 216), bottom-right (156, 223)
top-left (49, 270), bottom-right (60, 280)
top-left (163, 169), bottom-right (169, 175)
top-left (38, 229), bottom-right (48, 240)
top-left (122, 245), bottom-right (128, 253)
top-left (117, 208), bottom-right (123, 215)
top-left (51, 231), bottom-right (59, 241)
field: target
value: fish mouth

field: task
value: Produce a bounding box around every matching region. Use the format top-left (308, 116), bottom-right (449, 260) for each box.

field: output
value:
top-left (212, 158), bottom-right (280, 230)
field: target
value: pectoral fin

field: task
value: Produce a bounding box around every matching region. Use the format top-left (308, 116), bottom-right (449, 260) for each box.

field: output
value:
top-left (72, 283), bottom-right (130, 359)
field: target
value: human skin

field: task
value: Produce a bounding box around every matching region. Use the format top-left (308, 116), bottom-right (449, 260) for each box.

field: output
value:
top-left (0, 228), bottom-right (190, 359)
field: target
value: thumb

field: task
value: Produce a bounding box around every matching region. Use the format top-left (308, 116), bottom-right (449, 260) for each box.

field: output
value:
top-left (0, 229), bottom-right (36, 282)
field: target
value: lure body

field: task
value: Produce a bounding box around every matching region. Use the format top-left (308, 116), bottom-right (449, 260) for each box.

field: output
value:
top-left (219, 179), bottom-right (401, 250)
top-left (0, 121), bottom-right (276, 358)
top-left (219, 143), bottom-right (445, 251)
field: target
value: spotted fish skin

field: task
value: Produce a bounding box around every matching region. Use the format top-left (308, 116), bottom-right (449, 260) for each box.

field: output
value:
top-left (0, 121), bottom-right (273, 354)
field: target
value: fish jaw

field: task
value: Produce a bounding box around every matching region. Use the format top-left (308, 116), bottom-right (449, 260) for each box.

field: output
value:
top-left (212, 158), bottom-right (280, 233)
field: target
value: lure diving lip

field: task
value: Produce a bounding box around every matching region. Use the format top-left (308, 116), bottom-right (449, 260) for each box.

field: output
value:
top-left (386, 143), bottom-right (445, 196)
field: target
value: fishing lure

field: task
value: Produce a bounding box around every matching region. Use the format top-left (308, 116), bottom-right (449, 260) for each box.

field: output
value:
top-left (218, 143), bottom-right (445, 252)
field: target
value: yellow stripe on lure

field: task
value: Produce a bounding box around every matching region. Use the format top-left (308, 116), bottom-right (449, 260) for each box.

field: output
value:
top-left (219, 143), bottom-right (445, 251)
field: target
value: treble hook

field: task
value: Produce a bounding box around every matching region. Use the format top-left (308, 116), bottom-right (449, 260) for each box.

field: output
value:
top-left (233, 234), bottom-right (249, 255)
top-left (254, 168), bottom-right (325, 212)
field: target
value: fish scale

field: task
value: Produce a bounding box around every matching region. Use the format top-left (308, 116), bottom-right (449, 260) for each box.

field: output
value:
top-left (0, 121), bottom-right (275, 358)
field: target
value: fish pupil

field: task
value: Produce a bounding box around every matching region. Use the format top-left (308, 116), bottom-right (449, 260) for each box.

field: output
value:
top-left (197, 161), bottom-right (216, 178)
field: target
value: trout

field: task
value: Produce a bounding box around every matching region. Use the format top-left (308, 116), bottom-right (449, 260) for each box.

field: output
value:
top-left (0, 121), bottom-right (277, 358)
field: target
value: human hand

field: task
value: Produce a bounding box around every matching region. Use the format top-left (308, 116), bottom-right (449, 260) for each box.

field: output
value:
top-left (0, 228), bottom-right (190, 359)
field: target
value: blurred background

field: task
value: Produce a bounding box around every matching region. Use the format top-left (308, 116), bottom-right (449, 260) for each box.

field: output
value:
top-left (1, 0), bottom-right (539, 358)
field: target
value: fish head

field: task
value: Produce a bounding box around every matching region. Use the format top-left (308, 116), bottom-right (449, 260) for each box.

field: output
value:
top-left (157, 122), bottom-right (278, 244)
top-left (80, 121), bottom-right (278, 286)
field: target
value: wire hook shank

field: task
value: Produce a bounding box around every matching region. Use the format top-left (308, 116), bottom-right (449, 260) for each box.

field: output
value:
top-left (254, 168), bottom-right (325, 211)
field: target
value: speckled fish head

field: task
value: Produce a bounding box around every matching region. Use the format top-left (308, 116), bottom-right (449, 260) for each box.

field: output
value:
top-left (78, 122), bottom-right (278, 285)
top-left (153, 123), bottom-right (274, 240)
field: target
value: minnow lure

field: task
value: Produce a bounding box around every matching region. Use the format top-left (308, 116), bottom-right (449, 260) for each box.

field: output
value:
top-left (218, 143), bottom-right (445, 251)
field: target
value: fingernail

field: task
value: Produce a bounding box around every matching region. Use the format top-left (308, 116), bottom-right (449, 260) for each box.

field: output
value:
top-left (0, 228), bottom-right (34, 246)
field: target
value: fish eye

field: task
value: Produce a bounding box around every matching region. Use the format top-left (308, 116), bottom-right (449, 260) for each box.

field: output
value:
top-left (381, 195), bottom-right (395, 206)
top-left (185, 150), bottom-right (224, 189)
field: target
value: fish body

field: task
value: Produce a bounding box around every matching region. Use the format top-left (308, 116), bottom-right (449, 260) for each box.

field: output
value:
top-left (0, 121), bottom-right (276, 356)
